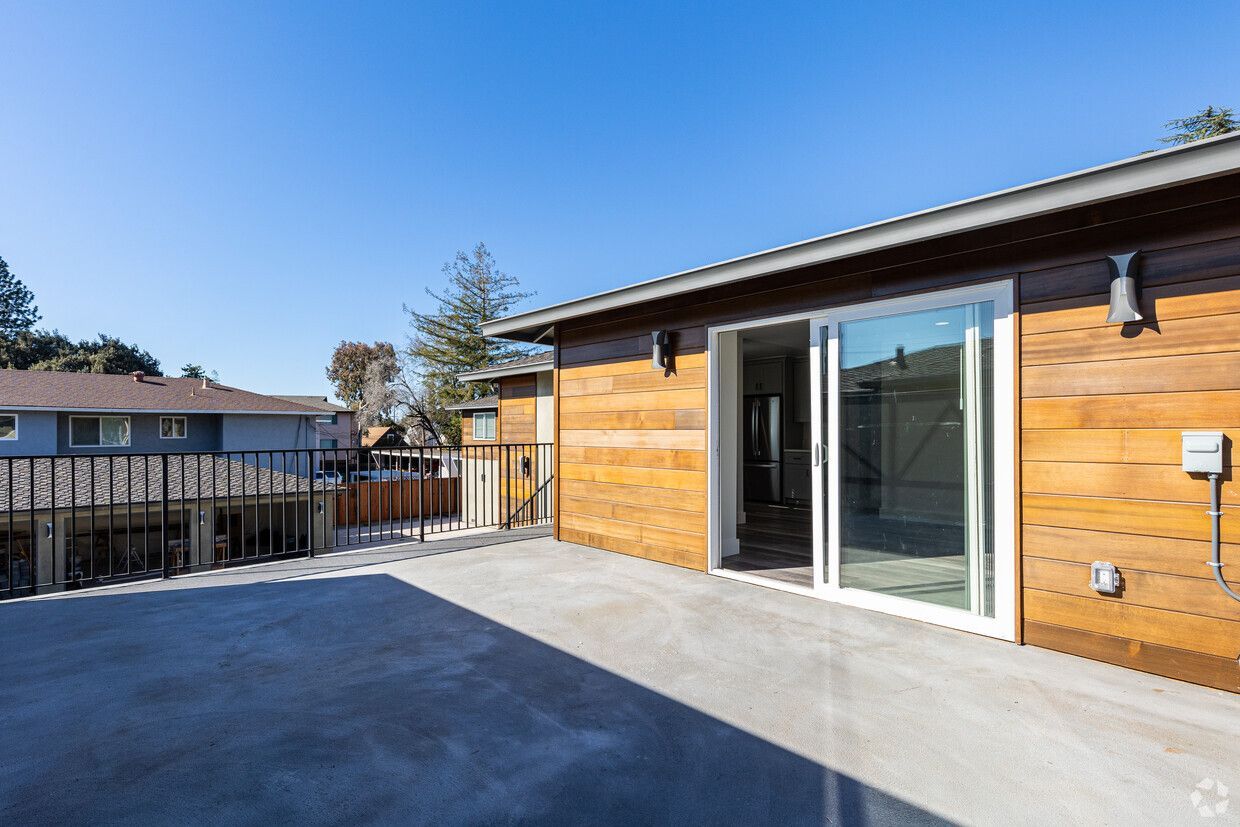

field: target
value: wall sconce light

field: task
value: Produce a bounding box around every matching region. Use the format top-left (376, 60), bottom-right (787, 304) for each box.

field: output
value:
top-left (652, 330), bottom-right (670, 370)
top-left (198, 510), bottom-right (206, 525)
top-left (1106, 251), bottom-right (1142, 324)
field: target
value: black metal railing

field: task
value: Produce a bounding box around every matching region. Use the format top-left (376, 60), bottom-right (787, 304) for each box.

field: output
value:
top-left (0, 442), bottom-right (553, 599)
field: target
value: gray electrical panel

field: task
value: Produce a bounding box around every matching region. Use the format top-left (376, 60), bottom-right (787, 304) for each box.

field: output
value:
top-left (1182, 431), bottom-right (1224, 474)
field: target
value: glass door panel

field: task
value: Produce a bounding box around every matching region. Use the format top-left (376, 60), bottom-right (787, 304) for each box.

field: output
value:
top-left (835, 301), bottom-right (995, 616)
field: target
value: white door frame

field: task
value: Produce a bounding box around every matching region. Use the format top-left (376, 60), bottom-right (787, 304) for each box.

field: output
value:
top-left (706, 280), bottom-right (1016, 640)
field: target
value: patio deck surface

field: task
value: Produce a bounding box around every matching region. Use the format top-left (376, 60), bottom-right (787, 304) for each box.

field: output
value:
top-left (1, 534), bottom-right (1235, 824)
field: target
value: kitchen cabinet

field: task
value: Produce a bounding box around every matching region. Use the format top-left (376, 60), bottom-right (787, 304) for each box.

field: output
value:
top-left (783, 451), bottom-right (812, 503)
top-left (743, 358), bottom-right (784, 395)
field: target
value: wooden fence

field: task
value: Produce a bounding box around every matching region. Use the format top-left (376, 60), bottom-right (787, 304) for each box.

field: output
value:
top-left (334, 479), bottom-right (460, 526)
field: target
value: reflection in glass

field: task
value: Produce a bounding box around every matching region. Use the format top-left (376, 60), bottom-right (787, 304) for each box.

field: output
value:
top-left (837, 302), bottom-right (994, 615)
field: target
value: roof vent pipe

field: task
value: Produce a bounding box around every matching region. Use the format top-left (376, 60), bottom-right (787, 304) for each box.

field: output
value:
top-left (132, 371), bottom-right (145, 382)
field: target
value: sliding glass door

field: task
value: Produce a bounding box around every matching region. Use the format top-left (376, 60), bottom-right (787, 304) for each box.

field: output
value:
top-left (810, 282), bottom-right (1013, 638)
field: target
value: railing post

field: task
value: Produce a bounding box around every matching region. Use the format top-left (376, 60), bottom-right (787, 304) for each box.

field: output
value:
top-left (161, 453), bottom-right (170, 580)
top-left (307, 450), bottom-right (315, 558)
top-left (417, 446), bottom-right (425, 542)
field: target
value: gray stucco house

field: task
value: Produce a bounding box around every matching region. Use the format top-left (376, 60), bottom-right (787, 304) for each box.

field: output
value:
top-left (0, 369), bottom-right (323, 457)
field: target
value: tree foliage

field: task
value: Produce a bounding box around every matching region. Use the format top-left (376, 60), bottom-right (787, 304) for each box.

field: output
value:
top-left (327, 341), bottom-right (398, 411)
top-left (0, 257), bottom-right (40, 337)
top-left (1159, 106), bottom-right (1238, 146)
top-left (180, 363), bottom-right (218, 381)
top-left (403, 243), bottom-right (532, 444)
top-left (0, 330), bottom-right (161, 375)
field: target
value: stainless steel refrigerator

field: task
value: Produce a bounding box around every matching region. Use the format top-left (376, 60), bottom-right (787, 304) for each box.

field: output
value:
top-left (743, 393), bottom-right (781, 503)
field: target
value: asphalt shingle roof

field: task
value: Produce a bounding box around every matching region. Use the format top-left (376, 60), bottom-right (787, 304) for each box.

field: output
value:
top-left (0, 455), bottom-right (322, 512)
top-left (0, 370), bottom-right (322, 414)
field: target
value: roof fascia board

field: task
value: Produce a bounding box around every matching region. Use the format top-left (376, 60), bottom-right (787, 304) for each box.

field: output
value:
top-left (483, 133), bottom-right (1240, 339)
top-left (457, 361), bottom-right (553, 381)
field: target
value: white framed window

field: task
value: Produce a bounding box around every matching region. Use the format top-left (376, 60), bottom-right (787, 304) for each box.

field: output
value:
top-left (160, 416), bottom-right (188, 439)
top-left (0, 414), bottom-right (16, 441)
top-left (473, 411), bottom-right (497, 440)
top-left (70, 415), bottom-right (131, 447)
top-left (316, 413), bottom-right (338, 425)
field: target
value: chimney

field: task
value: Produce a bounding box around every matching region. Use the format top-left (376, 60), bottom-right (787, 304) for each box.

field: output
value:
top-left (201, 378), bottom-right (210, 389)
top-left (132, 371), bottom-right (145, 382)
top-left (895, 346), bottom-right (907, 369)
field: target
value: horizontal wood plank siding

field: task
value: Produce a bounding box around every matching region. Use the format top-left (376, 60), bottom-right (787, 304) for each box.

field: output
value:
top-left (1018, 233), bottom-right (1240, 691)
top-left (556, 341), bottom-right (710, 568)
top-left (549, 178), bottom-right (1240, 690)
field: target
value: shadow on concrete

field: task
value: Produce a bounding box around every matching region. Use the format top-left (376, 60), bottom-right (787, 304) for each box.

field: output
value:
top-left (0, 573), bottom-right (947, 825)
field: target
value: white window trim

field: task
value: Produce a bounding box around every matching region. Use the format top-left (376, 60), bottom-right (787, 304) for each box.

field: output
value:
top-left (0, 413), bottom-right (17, 441)
top-left (159, 415), bottom-right (188, 440)
top-left (69, 415), bottom-right (132, 448)
top-left (473, 411), bottom-right (497, 441)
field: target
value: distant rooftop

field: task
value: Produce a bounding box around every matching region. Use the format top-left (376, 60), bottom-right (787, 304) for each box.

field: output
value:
top-left (445, 395), bottom-right (499, 411)
top-left (457, 351), bottom-right (552, 382)
top-left (272, 395), bottom-right (351, 413)
top-left (0, 369), bottom-right (321, 415)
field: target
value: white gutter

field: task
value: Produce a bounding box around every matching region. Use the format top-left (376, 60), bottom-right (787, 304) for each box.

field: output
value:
top-left (483, 132), bottom-right (1240, 339)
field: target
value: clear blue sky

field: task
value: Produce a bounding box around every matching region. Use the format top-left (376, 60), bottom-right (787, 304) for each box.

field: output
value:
top-left (2, 1), bottom-right (1237, 400)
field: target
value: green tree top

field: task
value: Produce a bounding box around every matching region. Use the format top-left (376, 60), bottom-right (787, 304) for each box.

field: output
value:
top-left (1159, 106), bottom-right (1238, 146)
top-left (403, 243), bottom-right (533, 443)
top-left (0, 257), bottom-right (40, 337)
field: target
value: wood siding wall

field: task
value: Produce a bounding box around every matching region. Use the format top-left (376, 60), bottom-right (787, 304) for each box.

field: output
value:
top-left (460, 408), bottom-right (497, 446)
top-left (1019, 236), bottom-right (1240, 691)
top-left (552, 176), bottom-right (1240, 690)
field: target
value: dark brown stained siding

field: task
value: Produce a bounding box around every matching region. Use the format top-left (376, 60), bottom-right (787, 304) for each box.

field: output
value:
top-left (553, 177), bottom-right (1240, 691)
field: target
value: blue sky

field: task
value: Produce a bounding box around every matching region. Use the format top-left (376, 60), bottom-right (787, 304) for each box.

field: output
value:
top-left (2, 1), bottom-right (1237, 400)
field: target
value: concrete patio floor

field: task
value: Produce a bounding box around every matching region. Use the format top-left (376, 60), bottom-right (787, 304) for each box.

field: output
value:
top-left (1, 535), bottom-right (1236, 824)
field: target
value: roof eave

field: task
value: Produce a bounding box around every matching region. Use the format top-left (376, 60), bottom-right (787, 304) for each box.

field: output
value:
top-left (483, 132), bottom-right (1240, 342)
top-left (457, 359), bottom-right (554, 381)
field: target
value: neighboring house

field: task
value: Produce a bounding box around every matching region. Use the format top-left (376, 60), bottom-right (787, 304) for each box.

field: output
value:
top-left (450, 351), bottom-right (553, 527)
top-left (0, 370), bottom-right (323, 457)
top-left (0, 370), bottom-right (336, 592)
top-left (273, 395), bottom-right (353, 449)
top-left (479, 133), bottom-right (1240, 692)
top-left (360, 425), bottom-right (406, 448)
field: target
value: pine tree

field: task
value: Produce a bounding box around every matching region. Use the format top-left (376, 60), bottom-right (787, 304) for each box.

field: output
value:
top-left (0, 257), bottom-right (40, 338)
top-left (1159, 106), bottom-right (1238, 146)
top-left (404, 243), bottom-right (532, 443)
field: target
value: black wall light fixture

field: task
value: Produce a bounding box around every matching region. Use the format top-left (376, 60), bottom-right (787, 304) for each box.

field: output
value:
top-left (652, 330), bottom-right (670, 370)
top-left (1106, 251), bottom-right (1142, 323)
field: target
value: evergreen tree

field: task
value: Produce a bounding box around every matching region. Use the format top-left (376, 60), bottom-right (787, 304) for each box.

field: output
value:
top-left (404, 243), bottom-right (532, 443)
top-left (0, 257), bottom-right (40, 337)
top-left (1159, 106), bottom-right (1237, 146)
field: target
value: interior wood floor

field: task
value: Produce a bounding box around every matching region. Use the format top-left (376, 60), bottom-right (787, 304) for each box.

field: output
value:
top-left (722, 503), bottom-right (813, 588)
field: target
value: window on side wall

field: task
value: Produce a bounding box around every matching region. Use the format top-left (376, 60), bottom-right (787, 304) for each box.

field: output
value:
top-left (70, 415), bottom-right (131, 447)
top-left (319, 438), bottom-right (338, 449)
top-left (0, 414), bottom-right (16, 441)
top-left (316, 413), bottom-right (338, 425)
top-left (473, 411), bottom-right (497, 441)
top-left (160, 416), bottom-right (188, 439)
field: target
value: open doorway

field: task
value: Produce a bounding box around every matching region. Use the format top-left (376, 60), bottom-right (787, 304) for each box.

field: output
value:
top-left (717, 319), bottom-right (813, 588)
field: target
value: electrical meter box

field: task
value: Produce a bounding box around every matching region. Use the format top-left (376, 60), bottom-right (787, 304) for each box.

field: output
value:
top-left (1181, 431), bottom-right (1224, 474)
